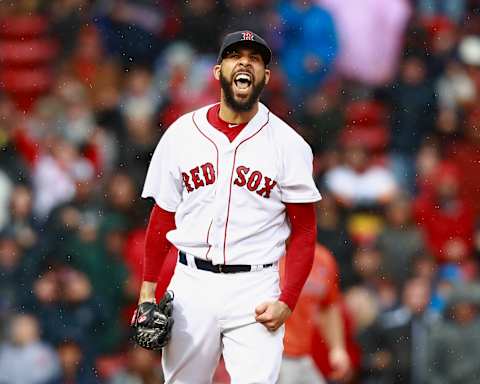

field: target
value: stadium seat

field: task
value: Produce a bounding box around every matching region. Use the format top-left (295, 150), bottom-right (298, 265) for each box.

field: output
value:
top-left (0, 39), bottom-right (57, 66)
top-left (0, 15), bottom-right (48, 38)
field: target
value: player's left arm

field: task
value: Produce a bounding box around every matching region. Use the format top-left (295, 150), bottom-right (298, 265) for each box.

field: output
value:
top-left (255, 202), bottom-right (316, 331)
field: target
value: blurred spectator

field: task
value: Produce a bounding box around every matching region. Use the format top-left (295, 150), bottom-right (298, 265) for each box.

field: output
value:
top-left (0, 170), bottom-right (13, 229)
top-left (117, 66), bottom-right (160, 187)
top-left (297, 80), bottom-right (344, 155)
top-left (5, 184), bottom-right (38, 250)
top-left (47, 340), bottom-right (99, 384)
top-left (425, 283), bottom-right (480, 384)
top-left (433, 107), bottom-right (463, 148)
top-left (352, 245), bottom-right (400, 313)
top-left (0, 313), bottom-right (60, 384)
top-left (28, 266), bottom-right (107, 358)
top-left (429, 264), bottom-right (467, 314)
top-left (178, 0), bottom-right (226, 54)
top-left (223, 0), bottom-right (271, 38)
top-left (105, 171), bottom-right (149, 226)
top-left (324, 142), bottom-right (397, 209)
top-left (458, 35), bottom-right (480, 68)
top-left (70, 25), bottom-right (114, 90)
top-left (375, 277), bottom-right (437, 384)
top-left (277, 0), bottom-right (338, 104)
top-left (422, 16), bottom-right (459, 78)
top-left (48, 73), bottom-right (97, 148)
top-left (343, 286), bottom-right (383, 384)
top-left (414, 161), bottom-right (475, 264)
top-left (92, 214), bottom-right (132, 353)
top-left (121, 66), bottom-right (159, 125)
top-left (154, 42), bottom-right (218, 123)
top-left (436, 59), bottom-right (476, 109)
top-left (412, 253), bottom-right (438, 283)
top-left (446, 106), bottom-right (480, 216)
top-left (94, 0), bottom-right (170, 67)
top-left (415, 137), bottom-right (442, 197)
top-left (377, 193), bottom-right (426, 288)
top-left (319, 0), bottom-right (411, 85)
top-left (0, 97), bottom-right (29, 184)
top-left (315, 193), bottom-right (356, 289)
top-left (32, 137), bottom-right (92, 220)
top-left (381, 54), bottom-right (436, 192)
top-left (417, 0), bottom-right (467, 24)
top-left (48, 0), bottom-right (92, 59)
top-left (0, 232), bottom-right (39, 336)
top-left (108, 345), bottom-right (164, 384)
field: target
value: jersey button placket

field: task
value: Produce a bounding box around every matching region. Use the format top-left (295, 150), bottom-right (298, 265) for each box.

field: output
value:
top-left (214, 146), bottom-right (235, 265)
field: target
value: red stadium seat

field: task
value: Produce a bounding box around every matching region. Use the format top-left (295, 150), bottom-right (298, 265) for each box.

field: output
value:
top-left (0, 39), bottom-right (57, 66)
top-left (0, 68), bottom-right (52, 111)
top-left (0, 67), bottom-right (51, 93)
top-left (340, 124), bottom-right (389, 152)
top-left (345, 100), bottom-right (386, 127)
top-left (0, 15), bottom-right (48, 38)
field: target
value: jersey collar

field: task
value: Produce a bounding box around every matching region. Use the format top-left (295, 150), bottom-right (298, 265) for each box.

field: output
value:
top-left (193, 102), bottom-right (270, 149)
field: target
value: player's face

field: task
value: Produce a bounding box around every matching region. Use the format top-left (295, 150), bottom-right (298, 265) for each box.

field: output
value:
top-left (214, 46), bottom-right (270, 112)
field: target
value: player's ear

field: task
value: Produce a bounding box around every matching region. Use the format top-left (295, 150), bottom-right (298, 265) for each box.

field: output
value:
top-left (264, 68), bottom-right (271, 85)
top-left (213, 64), bottom-right (221, 81)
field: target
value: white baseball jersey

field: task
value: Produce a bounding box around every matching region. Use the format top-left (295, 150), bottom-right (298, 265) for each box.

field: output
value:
top-left (142, 102), bottom-right (321, 266)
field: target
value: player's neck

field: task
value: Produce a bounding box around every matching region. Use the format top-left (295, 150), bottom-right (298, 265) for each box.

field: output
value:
top-left (218, 99), bottom-right (258, 124)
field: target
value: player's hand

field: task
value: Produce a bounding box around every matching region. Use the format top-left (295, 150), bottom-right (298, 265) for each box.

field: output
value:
top-left (328, 347), bottom-right (351, 381)
top-left (254, 300), bottom-right (291, 332)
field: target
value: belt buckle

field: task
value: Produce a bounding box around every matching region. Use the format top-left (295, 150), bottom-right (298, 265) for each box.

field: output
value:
top-left (218, 264), bottom-right (223, 273)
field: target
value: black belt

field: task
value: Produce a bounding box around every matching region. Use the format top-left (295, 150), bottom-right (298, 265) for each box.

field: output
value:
top-left (178, 251), bottom-right (274, 274)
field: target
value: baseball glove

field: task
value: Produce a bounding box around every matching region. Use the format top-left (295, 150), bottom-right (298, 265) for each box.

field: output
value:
top-left (131, 291), bottom-right (174, 351)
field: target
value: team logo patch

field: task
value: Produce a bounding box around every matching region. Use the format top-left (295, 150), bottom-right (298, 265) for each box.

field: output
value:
top-left (242, 31), bottom-right (254, 41)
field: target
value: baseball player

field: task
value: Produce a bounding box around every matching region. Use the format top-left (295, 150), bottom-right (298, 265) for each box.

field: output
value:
top-left (132, 30), bottom-right (321, 384)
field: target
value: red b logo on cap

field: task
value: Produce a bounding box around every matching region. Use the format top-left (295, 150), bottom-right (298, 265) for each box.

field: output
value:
top-left (242, 32), bottom-right (254, 41)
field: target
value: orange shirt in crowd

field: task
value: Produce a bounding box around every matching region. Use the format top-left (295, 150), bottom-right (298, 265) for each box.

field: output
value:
top-left (281, 243), bottom-right (340, 357)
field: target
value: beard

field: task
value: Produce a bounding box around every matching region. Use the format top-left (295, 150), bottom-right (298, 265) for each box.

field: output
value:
top-left (220, 71), bottom-right (266, 112)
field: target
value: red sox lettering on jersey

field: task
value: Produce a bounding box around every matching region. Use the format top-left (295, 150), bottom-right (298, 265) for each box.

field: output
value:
top-left (182, 162), bottom-right (277, 198)
top-left (142, 103), bottom-right (320, 266)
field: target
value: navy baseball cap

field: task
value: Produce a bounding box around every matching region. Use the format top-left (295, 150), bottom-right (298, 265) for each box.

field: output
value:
top-left (217, 30), bottom-right (272, 66)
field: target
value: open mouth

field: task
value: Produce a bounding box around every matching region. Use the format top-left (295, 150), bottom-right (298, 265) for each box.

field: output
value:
top-left (233, 72), bottom-right (253, 92)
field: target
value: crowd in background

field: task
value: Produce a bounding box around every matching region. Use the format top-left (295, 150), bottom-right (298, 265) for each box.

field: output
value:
top-left (1, 0), bottom-right (480, 383)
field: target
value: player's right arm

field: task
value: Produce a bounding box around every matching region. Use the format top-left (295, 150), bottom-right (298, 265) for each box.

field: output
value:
top-left (139, 121), bottom-right (183, 303)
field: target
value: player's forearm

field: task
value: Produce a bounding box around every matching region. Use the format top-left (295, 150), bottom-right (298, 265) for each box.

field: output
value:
top-left (143, 204), bottom-right (176, 282)
top-left (317, 302), bottom-right (346, 352)
top-left (139, 281), bottom-right (158, 303)
top-left (279, 202), bottom-right (316, 310)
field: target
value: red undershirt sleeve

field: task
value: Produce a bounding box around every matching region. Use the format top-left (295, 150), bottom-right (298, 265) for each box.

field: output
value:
top-left (143, 204), bottom-right (176, 282)
top-left (279, 202), bottom-right (317, 311)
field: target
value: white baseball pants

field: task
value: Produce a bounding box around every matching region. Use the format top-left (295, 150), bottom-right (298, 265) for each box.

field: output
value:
top-left (162, 260), bottom-right (284, 384)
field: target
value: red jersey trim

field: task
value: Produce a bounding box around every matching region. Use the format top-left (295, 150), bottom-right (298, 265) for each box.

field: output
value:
top-left (205, 219), bottom-right (213, 260)
top-left (207, 103), bottom-right (248, 142)
top-left (223, 112), bottom-right (270, 264)
top-left (192, 112), bottom-right (219, 259)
